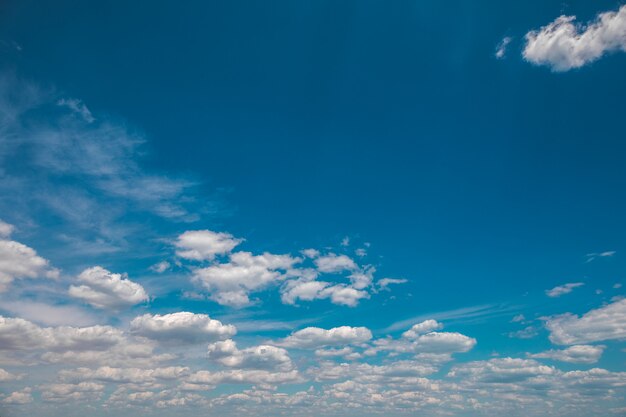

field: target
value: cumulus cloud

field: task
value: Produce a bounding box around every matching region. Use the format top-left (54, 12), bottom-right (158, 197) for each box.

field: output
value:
top-left (278, 326), bottom-right (373, 349)
top-left (192, 252), bottom-right (301, 307)
top-left (2, 388), bottom-right (33, 404)
top-left (402, 320), bottom-right (444, 339)
top-left (546, 282), bottom-right (584, 297)
top-left (207, 339), bottom-right (293, 371)
top-left (69, 266), bottom-right (148, 309)
top-left (523, 5), bottom-right (626, 71)
top-left (529, 344), bottom-right (605, 364)
top-left (149, 261), bottom-right (171, 273)
top-left (545, 298), bottom-right (626, 345)
top-left (175, 230), bottom-right (243, 261)
top-left (130, 312), bottom-right (236, 344)
top-left (376, 277), bottom-right (408, 291)
top-left (0, 235), bottom-right (59, 292)
top-left (41, 382), bottom-right (104, 403)
top-left (314, 254), bottom-right (358, 273)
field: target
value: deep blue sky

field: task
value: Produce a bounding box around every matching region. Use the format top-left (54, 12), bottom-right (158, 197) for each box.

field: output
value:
top-left (0, 1), bottom-right (625, 416)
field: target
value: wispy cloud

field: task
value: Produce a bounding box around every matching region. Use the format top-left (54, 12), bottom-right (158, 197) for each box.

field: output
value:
top-left (383, 303), bottom-right (517, 333)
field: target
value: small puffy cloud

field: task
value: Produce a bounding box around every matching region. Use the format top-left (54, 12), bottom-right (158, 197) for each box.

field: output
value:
top-left (508, 326), bottom-right (539, 339)
top-left (278, 326), bottom-right (372, 349)
top-left (192, 252), bottom-right (301, 307)
top-left (150, 261), bottom-right (171, 273)
top-left (511, 314), bottom-right (526, 323)
top-left (402, 320), bottom-right (444, 339)
top-left (175, 230), bottom-right (242, 261)
top-left (523, 5), bottom-right (626, 71)
top-left (2, 388), bottom-right (33, 404)
top-left (69, 266), bottom-right (149, 309)
top-left (546, 282), bottom-right (584, 298)
top-left (314, 254), bottom-right (358, 273)
top-left (280, 280), bottom-right (328, 305)
top-left (0, 219), bottom-right (14, 238)
top-left (301, 248), bottom-right (320, 259)
top-left (207, 340), bottom-right (293, 371)
top-left (529, 344), bottom-right (605, 364)
top-left (545, 298), bottom-right (626, 345)
top-left (0, 238), bottom-right (59, 292)
top-left (130, 312), bottom-right (236, 344)
top-left (318, 284), bottom-right (369, 307)
top-left (495, 36), bottom-right (512, 59)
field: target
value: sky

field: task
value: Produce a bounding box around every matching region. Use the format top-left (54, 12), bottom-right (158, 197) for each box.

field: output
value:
top-left (0, 0), bottom-right (626, 416)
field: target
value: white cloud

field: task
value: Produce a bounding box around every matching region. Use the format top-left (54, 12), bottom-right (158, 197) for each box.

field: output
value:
top-left (546, 282), bottom-right (584, 298)
top-left (0, 368), bottom-right (20, 381)
top-left (529, 344), bottom-right (605, 364)
top-left (57, 98), bottom-right (95, 123)
top-left (69, 266), bottom-right (148, 309)
top-left (586, 251), bottom-right (616, 263)
top-left (0, 238), bottom-right (59, 292)
top-left (278, 326), bottom-right (372, 349)
top-left (545, 298), bottom-right (626, 344)
top-left (314, 254), bottom-right (358, 273)
top-left (175, 230), bottom-right (243, 261)
top-left (41, 382), bottom-right (104, 403)
top-left (192, 252), bottom-right (301, 307)
top-left (0, 301), bottom-right (98, 326)
top-left (402, 320), bottom-right (443, 339)
top-left (300, 248), bottom-right (320, 259)
top-left (150, 261), bottom-right (171, 273)
top-left (207, 339), bottom-right (293, 371)
top-left (130, 312), bottom-right (236, 344)
top-left (2, 388), bottom-right (33, 404)
top-left (376, 277), bottom-right (407, 291)
top-left (523, 5), bottom-right (626, 71)
top-left (187, 369), bottom-right (302, 386)
top-left (0, 219), bottom-right (14, 238)
top-left (495, 36), bottom-right (512, 59)
top-left (60, 366), bottom-right (189, 384)
top-left (318, 284), bottom-right (369, 307)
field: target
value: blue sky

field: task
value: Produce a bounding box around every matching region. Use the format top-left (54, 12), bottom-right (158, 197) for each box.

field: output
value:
top-left (0, 1), bottom-right (626, 415)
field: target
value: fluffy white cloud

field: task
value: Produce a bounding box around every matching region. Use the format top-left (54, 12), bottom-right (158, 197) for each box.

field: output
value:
top-left (448, 357), bottom-right (556, 383)
top-left (314, 254), bottom-right (358, 273)
top-left (130, 312), bottom-right (236, 344)
top-left (69, 266), bottom-right (148, 309)
top-left (60, 366), bottom-right (189, 384)
top-left (278, 326), bottom-right (372, 349)
top-left (175, 230), bottom-right (242, 261)
top-left (0, 316), bottom-right (165, 367)
top-left (187, 369), bottom-right (302, 385)
top-left (2, 388), bottom-right (33, 404)
top-left (546, 282), bottom-right (584, 297)
top-left (192, 252), bottom-right (301, 307)
top-left (523, 5), bottom-right (626, 71)
top-left (41, 382), bottom-right (104, 403)
top-left (545, 298), bottom-right (626, 344)
top-left (0, 237), bottom-right (59, 292)
top-left (402, 320), bottom-right (443, 339)
top-left (150, 261), bottom-right (171, 273)
top-left (207, 340), bottom-right (293, 371)
top-left (529, 344), bottom-right (605, 364)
